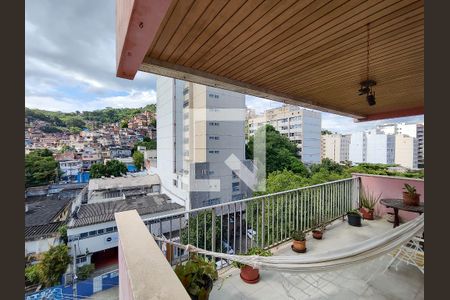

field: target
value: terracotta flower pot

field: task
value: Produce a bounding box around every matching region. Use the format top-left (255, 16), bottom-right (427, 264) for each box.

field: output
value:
top-left (312, 230), bottom-right (323, 239)
top-left (359, 207), bottom-right (374, 220)
top-left (292, 239), bottom-right (306, 251)
top-left (240, 265), bottom-right (260, 284)
top-left (403, 192), bottom-right (420, 206)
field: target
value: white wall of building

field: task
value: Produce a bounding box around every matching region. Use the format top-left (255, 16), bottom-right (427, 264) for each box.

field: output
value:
top-left (366, 134), bottom-right (395, 164)
top-left (349, 132), bottom-right (367, 164)
top-left (25, 237), bottom-right (60, 256)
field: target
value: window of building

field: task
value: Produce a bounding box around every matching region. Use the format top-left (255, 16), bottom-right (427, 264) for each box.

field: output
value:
top-left (203, 198), bottom-right (220, 206)
top-left (76, 256), bottom-right (87, 264)
top-left (208, 150), bottom-right (219, 154)
top-left (97, 229), bottom-right (104, 235)
top-left (173, 179), bottom-right (178, 187)
top-left (183, 87), bottom-right (189, 95)
top-left (208, 122), bottom-right (219, 126)
top-left (106, 227), bottom-right (114, 233)
top-left (232, 171), bottom-right (238, 179)
top-left (89, 230), bottom-right (97, 237)
top-left (183, 101), bottom-right (189, 108)
top-left (80, 232), bottom-right (88, 239)
top-left (232, 182), bottom-right (240, 192)
top-left (209, 170), bottom-right (214, 175)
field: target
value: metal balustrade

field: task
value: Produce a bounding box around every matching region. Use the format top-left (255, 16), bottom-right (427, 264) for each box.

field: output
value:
top-left (141, 177), bottom-right (360, 267)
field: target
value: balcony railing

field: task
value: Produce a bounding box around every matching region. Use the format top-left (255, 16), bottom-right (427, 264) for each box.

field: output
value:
top-left (141, 177), bottom-right (360, 266)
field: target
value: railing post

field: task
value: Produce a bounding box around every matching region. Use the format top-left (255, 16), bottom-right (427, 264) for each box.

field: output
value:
top-left (261, 199), bottom-right (265, 248)
top-left (211, 209), bottom-right (216, 253)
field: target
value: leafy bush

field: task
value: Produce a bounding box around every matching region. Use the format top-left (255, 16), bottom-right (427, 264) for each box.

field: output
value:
top-left (291, 230), bottom-right (306, 241)
top-left (25, 264), bottom-right (43, 285)
top-left (77, 264), bottom-right (95, 280)
top-left (232, 247), bottom-right (272, 269)
top-left (39, 244), bottom-right (71, 287)
top-left (175, 254), bottom-right (218, 300)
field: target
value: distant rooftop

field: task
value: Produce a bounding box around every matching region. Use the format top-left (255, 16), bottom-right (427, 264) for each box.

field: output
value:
top-left (25, 195), bottom-right (72, 227)
top-left (88, 173), bottom-right (160, 191)
top-left (69, 193), bottom-right (182, 228)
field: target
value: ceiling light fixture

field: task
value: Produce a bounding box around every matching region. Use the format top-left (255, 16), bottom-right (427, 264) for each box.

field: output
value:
top-left (358, 23), bottom-right (376, 106)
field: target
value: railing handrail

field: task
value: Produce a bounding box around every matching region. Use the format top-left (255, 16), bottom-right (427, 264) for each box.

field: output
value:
top-left (142, 177), bottom-right (357, 223)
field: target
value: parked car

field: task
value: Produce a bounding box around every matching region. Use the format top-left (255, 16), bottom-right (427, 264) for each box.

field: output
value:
top-left (222, 241), bottom-right (234, 255)
top-left (247, 229), bottom-right (257, 240)
top-left (215, 259), bottom-right (230, 270)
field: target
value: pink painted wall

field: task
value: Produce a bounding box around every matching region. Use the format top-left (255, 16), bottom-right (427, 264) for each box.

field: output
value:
top-left (118, 240), bottom-right (134, 300)
top-left (352, 173), bottom-right (424, 222)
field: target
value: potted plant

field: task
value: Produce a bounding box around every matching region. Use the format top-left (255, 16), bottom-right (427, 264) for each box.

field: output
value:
top-left (291, 230), bottom-right (307, 252)
top-left (347, 209), bottom-right (362, 227)
top-left (359, 188), bottom-right (381, 220)
top-left (312, 223), bottom-right (326, 240)
top-left (232, 247), bottom-right (272, 284)
top-left (402, 183), bottom-right (420, 206)
top-left (175, 254), bottom-right (218, 300)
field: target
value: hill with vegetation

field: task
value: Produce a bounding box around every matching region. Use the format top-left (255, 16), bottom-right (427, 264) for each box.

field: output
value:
top-left (25, 105), bottom-right (156, 133)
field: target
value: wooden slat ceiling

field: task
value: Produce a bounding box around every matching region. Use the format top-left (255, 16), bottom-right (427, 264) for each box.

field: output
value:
top-left (119, 0), bottom-right (424, 121)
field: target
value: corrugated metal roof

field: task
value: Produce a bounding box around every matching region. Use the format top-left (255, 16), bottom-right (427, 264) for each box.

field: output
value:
top-left (69, 194), bottom-right (183, 228)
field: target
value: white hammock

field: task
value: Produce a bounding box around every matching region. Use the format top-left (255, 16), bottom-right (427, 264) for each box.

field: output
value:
top-left (155, 214), bottom-right (424, 273)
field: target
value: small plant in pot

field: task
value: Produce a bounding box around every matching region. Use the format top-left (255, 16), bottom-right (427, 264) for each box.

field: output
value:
top-left (291, 230), bottom-right (307, 252)
top-left (402, 184), bottom-right (420, 206)
top-left (347, 209), bottom-right (362, 227)
top-left (359, 188), bottom-right (381, 220)
top-left (232, 247), bottom-right (272, 284)
top-left (312, 223), bottom-right (326, 240)
top-left (175, 254), bottom-right (218, 300)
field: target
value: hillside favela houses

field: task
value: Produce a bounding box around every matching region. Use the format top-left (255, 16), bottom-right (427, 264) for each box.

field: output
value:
top-left (25, 1), bottom-right (425, 300)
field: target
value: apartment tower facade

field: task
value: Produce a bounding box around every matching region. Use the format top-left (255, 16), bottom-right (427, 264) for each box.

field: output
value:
top-left (156, 76), bottom-right (251, 209)
top-left (247, 105), bottom-right (321, 164)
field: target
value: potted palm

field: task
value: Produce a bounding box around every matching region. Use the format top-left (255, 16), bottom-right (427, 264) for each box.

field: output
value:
top-left (347, 209), bottom-right (362, 227)
top-left (175, 254), bottom-right (218, 300)
top-left (359, 188), bottom-right (381, 220)
top-left (402, 184), bottom-right (420, 206)
top-left (291, 230), bottom-right (307, 252)
top-left (232, 247), bottom-right (272, 284)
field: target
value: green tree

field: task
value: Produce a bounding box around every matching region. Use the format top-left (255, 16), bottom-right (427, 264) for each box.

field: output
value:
top-left (321, 129), bottom-right (333, 135)
top-left (90, 160), bottom-right (128, 178)
top-left (133, 151), bottom-right (144, 171)
top-left (105, 159), bottom-right (128, 177)
top-left (120, 120), bottom-right (128, 128)
top-left (90, 163), bottom-right (108, 178)
top-left (181, 211), bottom-right (222, 251)
top-left (263, 170), bottom-right (306, 194)
top-left (132, 139), bottom-right (156, 154)
top-left (64, 116), bottom-right (85, 128)
top-left (246, 125), bottom-right (305, 175)
top-left (39, 244), bottom-right (71, 287)
top-left (58, 225), bottom-right (68, 244)
top-left (25, 150), bottom-right (61, 187)
top-left (310, 158), bottom-right (345, 174)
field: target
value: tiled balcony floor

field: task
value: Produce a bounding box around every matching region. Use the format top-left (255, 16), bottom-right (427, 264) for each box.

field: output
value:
top-left (210, 217), bottom-right (424, 300)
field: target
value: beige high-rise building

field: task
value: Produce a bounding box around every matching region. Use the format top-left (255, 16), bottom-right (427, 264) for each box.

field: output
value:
top-left (247, 105), bottom-right (321, 164)
top-left (157, 76), bottom-right (252, 209)
top-left (321, 134), bottom-right (351, 163)
top-left (394, 134), bottom-right (418, 169)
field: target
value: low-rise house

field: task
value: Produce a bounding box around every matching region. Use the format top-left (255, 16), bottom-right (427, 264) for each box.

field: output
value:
top-left (59, 160), bottom-right (83, 182)
top-left (67, 174), bottom-right (181, 269)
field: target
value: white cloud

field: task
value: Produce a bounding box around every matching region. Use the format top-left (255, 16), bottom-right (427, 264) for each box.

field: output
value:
top-left (25, 90), bottom-right (156, 113)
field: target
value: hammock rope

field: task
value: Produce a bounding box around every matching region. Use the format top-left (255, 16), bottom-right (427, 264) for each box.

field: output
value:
top-left (154, 214), bottom-right (424, 273)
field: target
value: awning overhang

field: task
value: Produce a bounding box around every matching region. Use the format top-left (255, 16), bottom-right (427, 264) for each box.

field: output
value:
top-left (116, 0), bottom-right (424, 121)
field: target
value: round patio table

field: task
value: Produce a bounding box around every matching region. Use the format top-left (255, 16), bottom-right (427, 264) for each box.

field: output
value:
top-left (380, 199), bottom-right (424, 228)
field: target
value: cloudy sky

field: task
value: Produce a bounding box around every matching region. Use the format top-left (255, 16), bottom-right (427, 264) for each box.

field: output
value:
top-left (25, 0), bottom-right (423, 134)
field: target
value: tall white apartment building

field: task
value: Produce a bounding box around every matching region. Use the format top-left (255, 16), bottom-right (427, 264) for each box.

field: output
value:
top-left (349, 132), bottom-right (367, 164)
top-left (321, 134), bottom-right (351, 163)
top-left (156, 76), bottom-right (251, 209)
top-left (366, 133), bottom-right (396, 165)
top-left (394, 134), bottom-right (418, 169)
top-left (376, 122), bottom-right (424, 167)
top-left (247, 105), bottom-right (321, 164)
